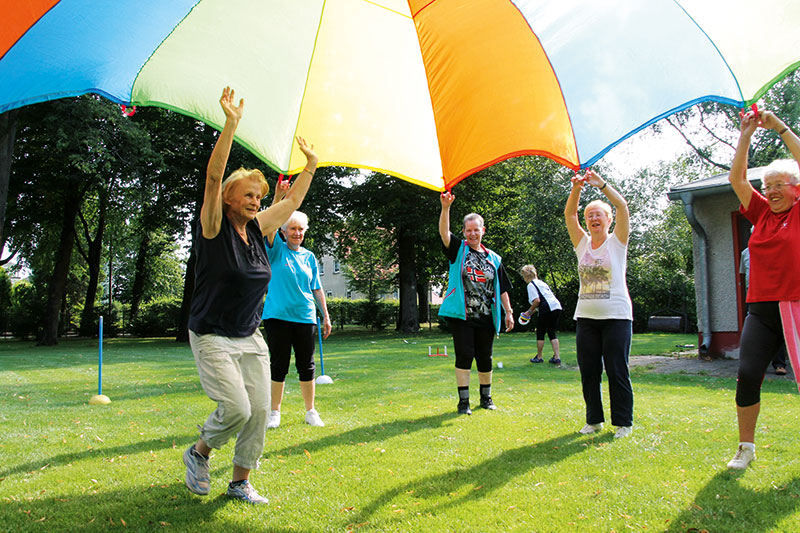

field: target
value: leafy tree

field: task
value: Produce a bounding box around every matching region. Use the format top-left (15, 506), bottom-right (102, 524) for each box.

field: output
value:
top-left (0, 109), bottom-right (20, 258)
top-left (9, 95), bottom-right (159, 343)
top-left (662, 70), bottom-right (800, 172)
top-left (0, 266), bottom-right (12, 333)
top-left (337, 222), bottom-right (397, 303)
top-left (338, 174), bottom-right (441, 333)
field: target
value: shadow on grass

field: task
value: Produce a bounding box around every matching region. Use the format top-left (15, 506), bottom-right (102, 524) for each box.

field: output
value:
top-left (267, 411), bottom-right (460, 457)
top-left (667, 471), bottom-right (800, 532)
top-left (0, 434), bottom-right (196, 479)
top-left (0, 482), bottom-right (294, 533)
top-left (345, 431), bottom-right (607, 528)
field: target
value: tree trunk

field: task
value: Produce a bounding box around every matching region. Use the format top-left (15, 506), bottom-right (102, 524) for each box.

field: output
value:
top-left (78, 200), bottom-right (107, 336)
top-left (176, 247), bottom-right (196, 343)
top-left (417, 278), bottom-right (429, 325)
top-left (396, 228), bottom-right (419, 333)
top-left (38, 184), bottom-right (82, 346)
top-left (0, 109), bottom-right (19, 246)
top-left (129, 231), bottom-right (151, 320)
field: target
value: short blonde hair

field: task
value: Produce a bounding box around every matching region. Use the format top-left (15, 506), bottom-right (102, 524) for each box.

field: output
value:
top-left (221, 167), bottom-right (269, 210)
top-left (584, 199), bottom-right (613, 218)
top-left (520, 264), bottom-right (538, 281)
top-left (282, 211), bottom-right (309, 232)
top-left (762, 159), bottom-right (800, 185)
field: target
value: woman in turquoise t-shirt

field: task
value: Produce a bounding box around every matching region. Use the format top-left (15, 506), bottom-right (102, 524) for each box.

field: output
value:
top-left (262, 200), bottom-right (332, 429)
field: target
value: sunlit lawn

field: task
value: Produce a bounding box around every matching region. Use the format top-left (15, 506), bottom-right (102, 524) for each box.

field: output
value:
top-left (1, 329), bottom-right (799, 532)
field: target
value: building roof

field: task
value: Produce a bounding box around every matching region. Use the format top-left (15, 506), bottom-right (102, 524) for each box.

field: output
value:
top-left (667, 166), bottom-right (767, 201)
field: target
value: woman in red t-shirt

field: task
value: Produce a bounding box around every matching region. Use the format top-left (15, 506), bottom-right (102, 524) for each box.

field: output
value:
top-left (726, 109), bottom-right (800, 469)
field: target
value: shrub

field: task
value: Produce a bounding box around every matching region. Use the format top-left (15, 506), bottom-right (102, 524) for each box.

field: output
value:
top-left (9, 281), bottom-right (44, 339)
top-left (129, 296), bottom-right (181, 337)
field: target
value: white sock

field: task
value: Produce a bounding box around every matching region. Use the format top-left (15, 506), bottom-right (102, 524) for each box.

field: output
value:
top-left (739, 442), bottom-right (755, 451)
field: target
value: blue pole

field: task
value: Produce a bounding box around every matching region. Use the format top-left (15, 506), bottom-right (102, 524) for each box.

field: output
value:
top-left (98, 315), bottom-right (103, 395)
top-left (317, 315), bottom-right (325, 376)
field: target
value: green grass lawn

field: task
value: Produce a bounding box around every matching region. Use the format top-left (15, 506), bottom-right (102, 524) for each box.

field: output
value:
top-left (1, 329), bottom-right (799, 532)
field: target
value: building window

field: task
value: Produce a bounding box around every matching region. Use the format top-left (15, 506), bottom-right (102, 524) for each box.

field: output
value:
top-left (326, 290), bottom-right (333, 297)
top-left (319, 260), bottom-right (325, 276)
top-left (333, 260), bottom-right (340, 274)
top-left (346, 290), bottom-right (352, 299)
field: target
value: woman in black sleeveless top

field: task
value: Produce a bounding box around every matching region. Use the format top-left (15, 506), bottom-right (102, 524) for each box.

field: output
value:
top-left (182, 87), bottom-right (318, 504)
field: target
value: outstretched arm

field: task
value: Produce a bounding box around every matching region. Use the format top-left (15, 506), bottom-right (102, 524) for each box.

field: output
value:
top-left (256, 137), bottom-right (318, 237)
top-left (760, 111), bottom-right (800, 165)
top-left (200, 87), bottom-right (243, 239)
top-left (564, 175), bottom-right (587, 247)
top-left (264, 178), bottom-right (291, 246)
top-left (730, 111), bottom-right (758, 210)
top-left (439, 191), bottom-right (455, 248)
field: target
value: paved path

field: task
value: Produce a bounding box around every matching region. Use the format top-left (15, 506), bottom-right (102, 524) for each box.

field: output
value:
top-left (629, 351), bottom-right (795, 381)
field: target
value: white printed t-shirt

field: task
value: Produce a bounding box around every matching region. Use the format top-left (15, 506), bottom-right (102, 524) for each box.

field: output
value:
top-left (573, 233), bottom-right (632, 320)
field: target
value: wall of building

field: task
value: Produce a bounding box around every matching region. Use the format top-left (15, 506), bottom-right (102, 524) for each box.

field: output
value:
top-left (691, 191), bottom-right (743, 355)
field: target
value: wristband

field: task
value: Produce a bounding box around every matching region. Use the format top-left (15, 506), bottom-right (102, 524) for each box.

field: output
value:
top-left (303, 167), bottom-right (315, 174)
top-left (779, 127), bottom-right (789, 135)
top-left (599, 181), bottom-right (607, 190)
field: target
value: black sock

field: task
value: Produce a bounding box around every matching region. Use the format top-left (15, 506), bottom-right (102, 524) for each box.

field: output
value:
top-left (458, 386), bottom-right (469, 401)
top-left (229, 479), bottom-right (247, 487)
top-left (480, 384), bottom-right (491, 398)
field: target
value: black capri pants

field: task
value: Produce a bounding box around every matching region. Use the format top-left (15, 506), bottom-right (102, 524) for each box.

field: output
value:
top-left (263, 318), bottom-right (317, 382)
top-left (449, 318), bottom-right (495, 373)
top-left (536, 309), bottom-right (561, 341)
top-left (575, 318), bottom-right (634, 427)
top-left (737, 301), bottom-right (783, 407)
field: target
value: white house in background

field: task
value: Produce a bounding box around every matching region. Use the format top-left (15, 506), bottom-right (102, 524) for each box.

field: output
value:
top-left (316, 253), bottom-right (399, 300)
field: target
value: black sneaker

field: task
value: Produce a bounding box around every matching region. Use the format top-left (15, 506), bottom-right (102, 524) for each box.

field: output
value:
top-left (457, 400), bottom-right (472, 415)
top-left (480, 395), bottom-right (497, 410)
top-left (530, 357), bottom-right (544, 363)
top-left (549, 357), bottom-right (562, 365)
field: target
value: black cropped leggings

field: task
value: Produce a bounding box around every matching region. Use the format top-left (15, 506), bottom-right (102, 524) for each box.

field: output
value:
top-left (263, 319), bottom-right (317, 382)
top-left (737, 302), bottom-right (783, 407)
top-left (449, 318), bottom-right (495, 373)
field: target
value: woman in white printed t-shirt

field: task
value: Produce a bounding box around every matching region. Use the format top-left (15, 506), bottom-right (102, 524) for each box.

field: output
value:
top-left (564, 169), bottom-right (634, 439)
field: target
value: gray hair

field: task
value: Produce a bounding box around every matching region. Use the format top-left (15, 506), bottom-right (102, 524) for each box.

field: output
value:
top-left (763, 159), bottom-right (800, 185)
top-left (463, 213), bottom-right (484, 228)
top-left (282, 211), bottom-right (309, 232)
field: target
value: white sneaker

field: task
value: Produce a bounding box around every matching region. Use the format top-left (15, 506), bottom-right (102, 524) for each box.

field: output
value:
top-left (727, 445), bottom-right (755, 469)
top-left (304, 408), bottom-right (325, 427)
top-left (614, 426), bottom-right (633, 438)
top-left (579, 423), bottom-right (603, 435)
top-left (266, 410), bottom-right (281, 429)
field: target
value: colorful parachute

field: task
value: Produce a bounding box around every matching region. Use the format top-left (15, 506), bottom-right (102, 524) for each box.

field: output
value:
top-left (2, 1), bottom-right (800, 191)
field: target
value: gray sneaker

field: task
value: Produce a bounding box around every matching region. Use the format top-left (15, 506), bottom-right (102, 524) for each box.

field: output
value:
top-left (227, 480), bottom-right (269, 504)
top-left (183, 445), bottom-right (210, 495)
top-left (579, 423), bottom-right (603, 435)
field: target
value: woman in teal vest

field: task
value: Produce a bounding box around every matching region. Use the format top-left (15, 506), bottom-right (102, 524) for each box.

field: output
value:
top-left (438, 191), bottom-right (514, 415)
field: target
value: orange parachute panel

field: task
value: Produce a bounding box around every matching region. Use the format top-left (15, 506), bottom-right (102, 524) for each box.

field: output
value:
top-left (1, 1), bottom-right (60, 57)
top-left (413, 0), bottom-right (577, 188)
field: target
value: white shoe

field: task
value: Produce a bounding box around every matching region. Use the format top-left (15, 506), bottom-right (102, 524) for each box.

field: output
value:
top-left (614, 426), bottom-right (633, 439)
top-left (305, 408), bottom-right (324, 427)
top-left (579, 423), bottom-right (603, 435)
top-left (727, 445), bottom-right (755, 469)
top-left (266, 410), bottom-right (281, 429)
